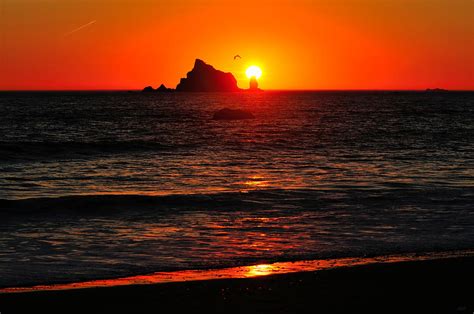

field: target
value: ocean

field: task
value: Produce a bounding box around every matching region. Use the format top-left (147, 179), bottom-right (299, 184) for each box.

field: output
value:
top-left (0, 91), bottom-right (473, 287)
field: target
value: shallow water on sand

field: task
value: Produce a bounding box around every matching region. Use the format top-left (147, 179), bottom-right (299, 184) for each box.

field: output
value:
top-left (0, 91), bottom-right (473, 286)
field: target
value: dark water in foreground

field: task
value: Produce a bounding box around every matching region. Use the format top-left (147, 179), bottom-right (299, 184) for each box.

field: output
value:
top-left (0, 91), bottom-right (473, 287)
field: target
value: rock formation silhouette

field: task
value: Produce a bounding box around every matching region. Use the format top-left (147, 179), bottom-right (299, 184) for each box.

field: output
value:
top-left (142, 86), bottom-right (155, 92)
top-left (249, 76), bottom-right (262, 91)
top-left (157, 84), bottom-right (172, 92)
top-left (142, 84), bottom-right (173, 92)
top-left (142, 59), bottom-right (264, 92)
top-left (176, 59), bottom-right (241, 92)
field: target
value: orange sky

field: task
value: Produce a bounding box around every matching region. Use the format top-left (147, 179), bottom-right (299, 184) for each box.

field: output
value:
top-left (0, 0), bottom-right (473, 90)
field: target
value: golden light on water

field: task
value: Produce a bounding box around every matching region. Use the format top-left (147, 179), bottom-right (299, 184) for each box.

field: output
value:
top-left (245, 264), bottom-right (275, 277)
top-left (1, 251), bottom-right (470, 293)
top-left (243, 175), bottom-right (269, 189)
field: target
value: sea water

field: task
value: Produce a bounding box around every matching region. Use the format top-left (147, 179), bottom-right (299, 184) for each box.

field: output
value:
top-left (0, 91), bottom-right (473, 287)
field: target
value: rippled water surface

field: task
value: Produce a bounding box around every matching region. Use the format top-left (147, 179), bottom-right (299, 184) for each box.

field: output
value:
top-left (0, 91), bottom-right (473, 287)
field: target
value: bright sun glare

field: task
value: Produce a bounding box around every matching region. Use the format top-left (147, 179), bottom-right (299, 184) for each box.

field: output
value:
top-left (246, 66), bottom-right (262, 79)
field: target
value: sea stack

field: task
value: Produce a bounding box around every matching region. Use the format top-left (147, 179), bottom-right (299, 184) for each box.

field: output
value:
top-left (142, 86), bottom-right (155, 92)
top-left (176, 59), bottom-right (241, 92)
top-left (249, 76), bottom-right (262, 91)
top-left (156, 84), bottom-right (172, 92)
top-left (141, 84), bottom-right (173, 93)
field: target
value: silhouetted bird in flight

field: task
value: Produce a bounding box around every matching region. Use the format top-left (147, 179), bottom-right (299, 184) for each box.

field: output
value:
top-left (234, 55), bottom-right (241, 60)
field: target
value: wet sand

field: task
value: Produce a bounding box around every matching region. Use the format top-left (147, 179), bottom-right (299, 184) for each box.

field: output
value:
top-left (1, 256), bottom-right (472, 314)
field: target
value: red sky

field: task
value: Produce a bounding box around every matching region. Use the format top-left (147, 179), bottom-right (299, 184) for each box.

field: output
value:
top-left (0, 0), bottom-right (473, 90)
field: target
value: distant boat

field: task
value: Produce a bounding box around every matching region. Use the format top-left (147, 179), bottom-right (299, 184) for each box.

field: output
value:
top-left (425, 88), bottom-right (449, 93)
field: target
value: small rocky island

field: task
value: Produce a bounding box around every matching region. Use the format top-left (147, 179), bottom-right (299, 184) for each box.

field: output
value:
top-left (143, 59), bottom-right (258, 120)
top-left (248, 76), bottom-right (262, 92)
top-left (176, 59), bottom-right (241, 92)
top-left (142, 84), bottom-right (173, 92)
top-left (143, 59), bottom-right (260, 92)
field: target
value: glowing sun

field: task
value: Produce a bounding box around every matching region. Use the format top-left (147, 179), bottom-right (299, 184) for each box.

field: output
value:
top-left (246, 66), bottom-right (262, 79)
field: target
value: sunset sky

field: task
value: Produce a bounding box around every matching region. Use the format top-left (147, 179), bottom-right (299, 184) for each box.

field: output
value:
top-left (0, 0), bottom-right (473, 90)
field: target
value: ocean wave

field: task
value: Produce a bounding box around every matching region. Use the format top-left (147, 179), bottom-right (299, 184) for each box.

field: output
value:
top-left (1, 186), bottom-right (472, 216)
top-left (0, 141), bottom-right (175, 161)
top-left (1, 187), bottom-right (473, 288)
top-left (0, 192), bottom-right (254, 214)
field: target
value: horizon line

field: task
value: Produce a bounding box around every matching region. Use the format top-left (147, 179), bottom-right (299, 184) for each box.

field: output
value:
top-left (1, 88), bottom-right (473, 92)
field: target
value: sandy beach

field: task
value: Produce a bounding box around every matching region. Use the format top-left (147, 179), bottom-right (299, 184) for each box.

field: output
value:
top-left (1, 256), bottom-right (472, 314)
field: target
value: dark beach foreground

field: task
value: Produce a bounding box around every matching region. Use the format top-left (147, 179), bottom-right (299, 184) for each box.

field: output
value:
top-left (1, 256), bottom-right (472, 314)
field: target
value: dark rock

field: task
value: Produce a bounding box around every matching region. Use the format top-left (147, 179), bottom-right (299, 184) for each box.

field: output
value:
top-left (249, 76), bottom-right (258, 90)
top-left (248, 76), bottom-right (262, 92)
top-left (176, 59), bottom-right (241, 92)
top-left (157, 84), bottom-right (173, 92)
top-left (142, 84), bottom-right (175, 93)
top-left (142, 86), bottom-right (155, 92)
top-left (213, 108), bottom-right (254, 120)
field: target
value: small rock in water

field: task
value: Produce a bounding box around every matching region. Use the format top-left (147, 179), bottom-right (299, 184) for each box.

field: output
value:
top-left (142, 86), bottom-right (155, 92)
top-left (213, 108), bottom-right (254, 120)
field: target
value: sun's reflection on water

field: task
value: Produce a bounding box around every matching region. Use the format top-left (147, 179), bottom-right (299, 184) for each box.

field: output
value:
top-left (241, 174), bottom-right (270, 190)
top-left (244, 264), bottom-right (275, 277)
top-left (1, 251), bottom-right (470, 294)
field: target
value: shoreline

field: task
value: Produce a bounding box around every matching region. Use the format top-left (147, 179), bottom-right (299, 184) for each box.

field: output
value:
top-left (1, 250), bottom-right (473, 294)
top-left (0, 254), bottom-right (472, 313)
